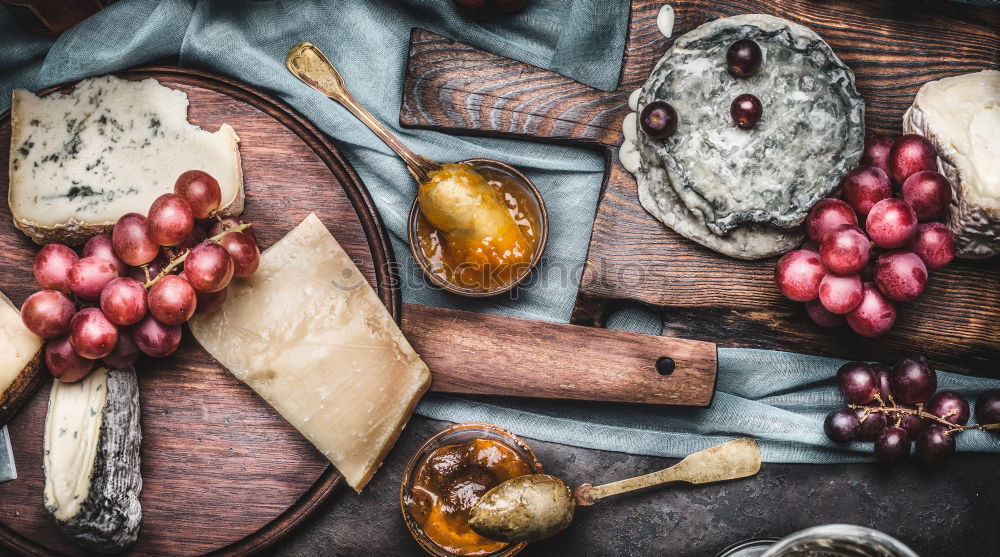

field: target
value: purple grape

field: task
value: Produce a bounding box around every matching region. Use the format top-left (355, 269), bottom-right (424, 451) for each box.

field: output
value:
top-left (824, 408), bottom-right (860, 443)
top-left (731, 93), bottom-right (763, 129)
top-left (915, 426), bottom-right (956, 465)
top-left (975, 389), bottom-right (1000, 425)
top-left (726, 39), bottom-right (763, 77)
top-left (853, 407), bottom-right (888, 442)
top-left (926, 391), bottom-right (970, 426)
top-left (836, 361), bottom-right (879, 404)
top-left (890, 354), bottom-right (937, 404)
top-left (640, 101), bottom-right (678, 139)
top-left (897, 404), bottom-right (929, 435)
top-left (874, 427), bottom-right (911, 463)
top-left (870, 363), bottom-right (892, 402)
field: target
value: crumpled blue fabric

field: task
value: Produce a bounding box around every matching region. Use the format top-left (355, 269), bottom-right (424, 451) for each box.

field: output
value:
top-left (0, 0), bottom-right (996, 471)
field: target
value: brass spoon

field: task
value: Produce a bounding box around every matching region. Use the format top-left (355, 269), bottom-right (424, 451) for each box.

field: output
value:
top-left (468, 437), bottom-right (762, 544)
top-left (285, 42), bottom-right (548, 296)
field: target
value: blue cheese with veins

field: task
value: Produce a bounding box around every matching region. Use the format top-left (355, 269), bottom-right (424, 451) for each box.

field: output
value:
top-left (9, 75), bottom-right (243, 245)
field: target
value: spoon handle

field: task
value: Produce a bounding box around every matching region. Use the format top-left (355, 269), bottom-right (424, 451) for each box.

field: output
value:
top-left (574, 438), bottom-right (761, 506)
top-left (286, 42), bottom-right (441, 183)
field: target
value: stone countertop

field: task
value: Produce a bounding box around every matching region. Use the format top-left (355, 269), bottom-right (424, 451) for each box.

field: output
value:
top-left (271, 416), bottom-right (1000, 556)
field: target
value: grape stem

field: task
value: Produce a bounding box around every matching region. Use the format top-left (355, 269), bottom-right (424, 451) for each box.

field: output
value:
top-left (851, 394), bottom-right (999, 435)
top-left (142, 222), bottom-right (251, 288)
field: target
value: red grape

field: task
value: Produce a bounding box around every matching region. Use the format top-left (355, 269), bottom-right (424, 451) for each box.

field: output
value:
top-left (99, 277), bottom-right (148, 326)
top-left (890, 354), bottom-right (936, 404)
top-left (874, 426), bottom-right (911, 463)
top-left (837, 362), bottom-right (879, 404)
top-left (841, 166), bottom-right (891, 216)
top-left (915, 426), bottom-right (955, 465)
top-left (127, 253), bottom-right (169, 284)
top-left (147, 193), bottom-right (195, 246)
top-left (901, 171), bottom-right (952, 222)
top-left (926, 391), bottom-right (970, 426)
top-left (69, 256), bottom-right (119, 301)
top-left (871, 363), bottom-right (892, 401)
top-left (209, 217), bottom-right (257, 245)
top-left (68, 308), bottom-right (118, 360)
top-left (148, 275), bottom-right (197, 325)
top-left (102, 331), bottom-right (141, 368)
top-left (132, 314), bottom-right (182, 358)
top-left (866, 198), bottom-right (917, 249)
top-left (807, 199), bottom-right (858, 243)
top-left (910, 223), bottom-right (955, 271)
top-left (177, 223), bottom-right (208, 251)
top-left (45, 336), bottom-right (94, 382)
top-left (888, 134), bottom-right (937, 185)
top-left (730, 93), bottom-right (763, 129)
top-left (824, 408), bottom-right (860, 443)
top-left (219, 232), bottom-right (260, 278)
top-left (820, 225), bottom-right (869, 275)
top-left (854, 408), bottom-right (888, 442)
top-left (179, 271), bottom-right (228, 315)
top-left (83, 234), bottom-right (127, 276)
top-left (819, 274), bottom-right (863, 314)
top-left (33, 244), bottom-right (78, 292)
top-left (805, 299), bottom-right (844, 327)
top-left (975, 390), bottom-right (1000, 424)
top-left (874, 250), bottom-right (927, 303)
top-left (775, 250), bottom-right (826, 302)
top-left (860, 133), bottom-right (894, 174)
top-left (640, 101), bottom-right (678, 139)
top-left (20, 290), bottom-right (75, 338)
top-left (845, 282), bottom-right (896, 337)
top-left (113, 213), bottom-right (160, 266)
top-left (726, 39), bottom-right (762, 77)
top-left (184, 242), bottom-right (234, 293)
top-left (174, 170), bottom-right (222, 219)
top-left (897, 405), bottom-right (928, 436)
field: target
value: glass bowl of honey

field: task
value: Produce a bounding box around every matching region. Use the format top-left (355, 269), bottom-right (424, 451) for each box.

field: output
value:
top-left (400, 423), bottom-right (544, 557)
top-left (408, 159), bottom-right (548, 297)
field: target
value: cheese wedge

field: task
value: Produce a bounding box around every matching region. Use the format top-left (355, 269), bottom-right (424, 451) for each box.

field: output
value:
top-left (9, 75), bottom-right (243, 245)
top-left (0, 290), bottom-right (45, 426)
top-left (189, 214), bottom-right (431, 491)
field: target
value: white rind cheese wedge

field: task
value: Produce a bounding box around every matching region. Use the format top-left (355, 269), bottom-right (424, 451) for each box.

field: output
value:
top-left (0, 290), bottom-right (44, 426)
top-left (904, 70), bottom-right (1000, 259)
top-left (9, 75), bottom-right (244, 245)
top-left (44, 366), bottom-right (142, 554)
top-left (189, 214), bottom-right (431, 492)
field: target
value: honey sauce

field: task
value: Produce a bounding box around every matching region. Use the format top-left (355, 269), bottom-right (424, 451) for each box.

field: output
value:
top-left (407, 439), bottom-right (533, 556)
top-left (415, 163), bottom-right (540, 292)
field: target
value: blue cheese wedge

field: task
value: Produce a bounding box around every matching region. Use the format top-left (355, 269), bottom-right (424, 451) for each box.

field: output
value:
top-left (903, 70), bottom-right (1000, 259)
top-left (43, 366), bottom-right (142, 553)
top-left (189, 214), bottom-right (431, 492)
top-left (9, 75), bottom-right (243, 245)
top-left (0, 290), bottom-right (44, 426)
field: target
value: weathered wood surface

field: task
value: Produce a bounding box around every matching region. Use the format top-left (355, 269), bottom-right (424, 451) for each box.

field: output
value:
top-left (400, 0), bottom-right (1000, 375)
top-left (0, 67), bottom-right (399, 557)
top-left (402, 304), bottom-right (718, 406)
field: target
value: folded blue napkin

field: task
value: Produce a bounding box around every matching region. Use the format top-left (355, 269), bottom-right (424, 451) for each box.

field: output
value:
top-left (0, 0), bottom-right (996, 470)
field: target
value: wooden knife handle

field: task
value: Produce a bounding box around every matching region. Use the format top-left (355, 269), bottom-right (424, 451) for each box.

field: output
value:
top-left (401, 304), bottom-right (717, 406)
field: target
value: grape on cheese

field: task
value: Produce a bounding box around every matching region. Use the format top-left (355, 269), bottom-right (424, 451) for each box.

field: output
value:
top-left (9, 75), bottom-right (243, 245)
top-left (189, 213), bottom-right (431, 491)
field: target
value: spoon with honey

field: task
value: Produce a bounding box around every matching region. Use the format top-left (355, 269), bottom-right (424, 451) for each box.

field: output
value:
top-left (468, 437), bottom-right (762, 544)
top-left (286, 43), bottom-right (547, 296)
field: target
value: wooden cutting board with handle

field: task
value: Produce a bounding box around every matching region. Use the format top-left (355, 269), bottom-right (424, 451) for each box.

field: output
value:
top-left (398, 0), bottom-right (1000, 377)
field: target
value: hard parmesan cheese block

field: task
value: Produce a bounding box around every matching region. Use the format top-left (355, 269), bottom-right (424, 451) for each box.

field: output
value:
top-left (9, 75), bottom-right (244, 245)
top-left (903, 70), bottom-right (1000, 259)
top-left (189, 213), bottom-right (431, 491)
top-left (0, 290), bottom-right (45, 426)
top-left (44, 367), bottom-right (142, 554)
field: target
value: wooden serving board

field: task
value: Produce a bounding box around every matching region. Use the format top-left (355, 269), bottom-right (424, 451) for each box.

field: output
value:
top-left (0, 67), bottom-right (397, 557)
top-left (400, 0), bottom-right (1000, 376)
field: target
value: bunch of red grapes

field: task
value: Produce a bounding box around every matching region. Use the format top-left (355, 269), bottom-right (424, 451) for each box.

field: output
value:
top-left (20, 171), bottom-right (260, 383)
top-left (775, 133), bottom-right (956, 336)
top-left (824, 354), bottom-right (1000, 465)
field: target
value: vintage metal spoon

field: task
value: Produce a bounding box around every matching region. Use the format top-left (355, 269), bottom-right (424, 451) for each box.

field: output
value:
top-left (285, 42), bottom-right (548, 296)
top-left (468, 437), bottom-right (762, 543)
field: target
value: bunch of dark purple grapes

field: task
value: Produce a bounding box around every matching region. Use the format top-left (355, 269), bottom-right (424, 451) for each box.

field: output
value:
top-left (824, 354), bottom-right (1000, 464)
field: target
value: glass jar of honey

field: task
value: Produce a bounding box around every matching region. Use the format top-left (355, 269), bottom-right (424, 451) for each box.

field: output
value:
top-left (400, 423), bottom-right (543, 557)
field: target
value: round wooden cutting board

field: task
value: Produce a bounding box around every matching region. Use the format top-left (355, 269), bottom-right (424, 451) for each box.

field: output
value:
top-left (0, 68), bottom-right (398, 556)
